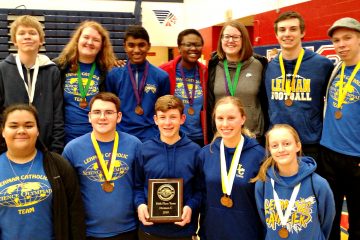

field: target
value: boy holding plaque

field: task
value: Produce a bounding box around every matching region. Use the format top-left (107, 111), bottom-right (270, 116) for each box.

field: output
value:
top-left (320, 17), bottom-right (360, 240)
top-left (63, 92), bottom-right (141, 240)
top-left (134, 95), bottom-right (201, 240)
top-left (106, 25), bottom-right (170, 142)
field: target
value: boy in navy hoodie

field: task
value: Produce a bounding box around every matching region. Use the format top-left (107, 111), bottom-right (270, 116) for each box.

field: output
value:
top-left (134, 95), bottom-right (201, 240)
top-left (0, 15), bottom-right (64, 153)
top-left (106, 25), bottom-right (170, 142)
top-left (264, 11), bottom-right (334, 160)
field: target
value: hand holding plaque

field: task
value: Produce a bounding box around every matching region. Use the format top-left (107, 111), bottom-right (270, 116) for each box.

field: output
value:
top-left (174, 206), bottom-right (192, 226)
top-left (148, 178), bottom-right (183, 223)
top-left (137, 204), bottom-right (154, 226)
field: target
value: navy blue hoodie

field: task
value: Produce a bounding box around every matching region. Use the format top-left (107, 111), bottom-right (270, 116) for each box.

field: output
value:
top-left (198, 136), bottom-right (265, 240)
top-left (106, 61), bottom-right (170, 142)
top-left (134, 132), bottom-right (201, 237)
top-left (265, 49), bottom-right (334, 144)
top-left (255, 157), bottom-right (335, 240)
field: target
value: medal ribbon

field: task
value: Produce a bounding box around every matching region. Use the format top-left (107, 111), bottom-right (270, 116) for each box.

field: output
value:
top-left (128, 62), bottom-right (149, 106)
top-left (279, 48), bottom-right (304, 96)
top-left (91, 132), bottom-right (119, 181)
top-left (220, 136), bottom-right (244, 196)
top-left (179, 63), bottom-right (198, 107)
top-left (15, 54), bottom-right (40, 103)
top-left (224, 60), bottom-right (242, 96)
top-left (77, 62), bottom-right (96, 99)
top-left (337, 61), bottom-right (360, 109)
top-left (271, 178), bottom-right (301, 227)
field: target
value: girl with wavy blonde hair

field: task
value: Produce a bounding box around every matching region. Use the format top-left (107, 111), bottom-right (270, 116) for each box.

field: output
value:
top-left (54, 20), bottom-right (116, 143)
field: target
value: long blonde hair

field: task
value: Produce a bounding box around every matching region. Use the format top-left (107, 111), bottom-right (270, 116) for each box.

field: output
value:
top-left (251, 124), bottom-right (302, 182)
top-left (211, 96), bottom-right (255, 148)
top-left (57, 20), bottom-right (115, 72)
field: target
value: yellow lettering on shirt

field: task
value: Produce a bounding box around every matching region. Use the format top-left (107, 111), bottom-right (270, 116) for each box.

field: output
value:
top-left (18, 207), bottom-right (35, 215)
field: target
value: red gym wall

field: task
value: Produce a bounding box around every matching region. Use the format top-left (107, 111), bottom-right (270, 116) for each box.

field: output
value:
top-left (197, 0), bottom-right (360, 65)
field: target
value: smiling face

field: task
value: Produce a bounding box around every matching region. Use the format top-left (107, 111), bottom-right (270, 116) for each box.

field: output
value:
top-left (178, 33), bottom-right (203, 68)
top-left (215, 102), bottom-right (246, 146)
top-left (332, 28), bottom-right (360, 66)
top-left (221, 26), bottom-right (242, 61)
top-left (13, 25), bottom-right (43, 54)
top-left (2, 110), bottom-right (39, 154)
top-left (154, 109), bottom-right (186, 145)
top-left (89, 99), bottom-right (121, 141)
top-left (276, 18), bottom-right (304, 53)
top-left (77, 27), bottom-right (103, 63)
top-left (268, 127), bottom-right (301, 175)
top-left (124, 37), bottom-right (151, 64)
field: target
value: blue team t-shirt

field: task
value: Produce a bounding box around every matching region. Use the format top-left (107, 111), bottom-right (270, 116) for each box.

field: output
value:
top-left (174, 64), bottom-right (203, 141)
top-left (62, 131), bottom-right (141, 237)
top-left (0, 151), bottom-right (53, 240)
top-left (321, 65), bottom-right (360, 156)
top-left (64, 62), bottom-right (101, 143)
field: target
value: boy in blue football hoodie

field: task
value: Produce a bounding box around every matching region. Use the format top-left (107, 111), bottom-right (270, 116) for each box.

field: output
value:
top-left (63, 92), bottom-right (141, 239)
top-left (264, 11), bottom-right (334, 160)
top-left (134, 95), bottom-right (201, 240)
top-left (106, 25), bottom-right (170, 142)
top-left (254, 124), bottom-right (335, 240)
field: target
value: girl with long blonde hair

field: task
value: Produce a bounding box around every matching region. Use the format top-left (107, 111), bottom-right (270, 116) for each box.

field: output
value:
top-left (198, 96), bottom-right (264, 240)
top-left (253, 124), bottom-right (335, 239)
top-left (54, 20), bottom-right (116, 143)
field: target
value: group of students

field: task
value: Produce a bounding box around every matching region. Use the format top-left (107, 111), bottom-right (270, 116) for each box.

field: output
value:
top-left (0, 9), bottom-right (358, 240)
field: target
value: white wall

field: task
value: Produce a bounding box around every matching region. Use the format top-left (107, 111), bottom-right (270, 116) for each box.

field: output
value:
top-left (141, 2), bottom-right (184, 47)
top-left (0, 0), bottom-right (134, 12)
top-left (0, 0), bottom-right (310, 46)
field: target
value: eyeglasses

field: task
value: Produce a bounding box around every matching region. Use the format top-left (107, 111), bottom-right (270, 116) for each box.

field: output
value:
top-left (222, 34), bottom-right (242, 42)
top-left (90, 110), bottom-right (117, 118)
top-left (181, 42), bottom-right (203, 49)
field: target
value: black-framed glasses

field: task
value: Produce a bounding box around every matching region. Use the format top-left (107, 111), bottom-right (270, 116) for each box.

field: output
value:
top-left (90, 110), bottom-right (117, 118)
top-left (181, 42), bottom-right (203, 49)
top-left (222, 34), bottom-right (242, 42)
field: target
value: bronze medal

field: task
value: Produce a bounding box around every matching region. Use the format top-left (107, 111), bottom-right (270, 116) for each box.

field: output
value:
top-left (102, 181), bottom-right (114, 193)
top-left (187, 107), bottom-right (195, 115)
top-left (335, 110), bottom-right (342, 120)
top-left (284, 98), bottom-right (293, 107)
top-left (135, 105), bottom-right (144, 115)
top-left (220, 195), bottom-right (228, 207)
top-left (226, 197), bottom-right (233, 208)
top-left (79, 98), bottom-right (88, 108)
top-left (278, 227), bottom-right (289, 239)
top-left (220, 195), bottom-right (233, 208)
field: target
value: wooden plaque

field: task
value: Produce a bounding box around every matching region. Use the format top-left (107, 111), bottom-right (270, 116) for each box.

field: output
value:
top-left (148, 178), bottom-right (183, 223)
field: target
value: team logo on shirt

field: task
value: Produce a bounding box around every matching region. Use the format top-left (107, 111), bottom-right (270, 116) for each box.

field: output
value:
top-left (264, 196), bottom-right (316, 233)
top-left (64, 73), bottom-right (99, 96)
top-left (0, 178), bottom-right (52, 210)
top-left (236, 164), bottom-right (245, 178)
top-left (270, 75), bottom-right (312, 102)
top-left (329, 75), bottom-right (360, 106)
top-left (175, 78), bottom-right (203, 103)
top-left (82, 155), bottom-right (129, 182)
top-left (144, 84), bottom-right (157, 94)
